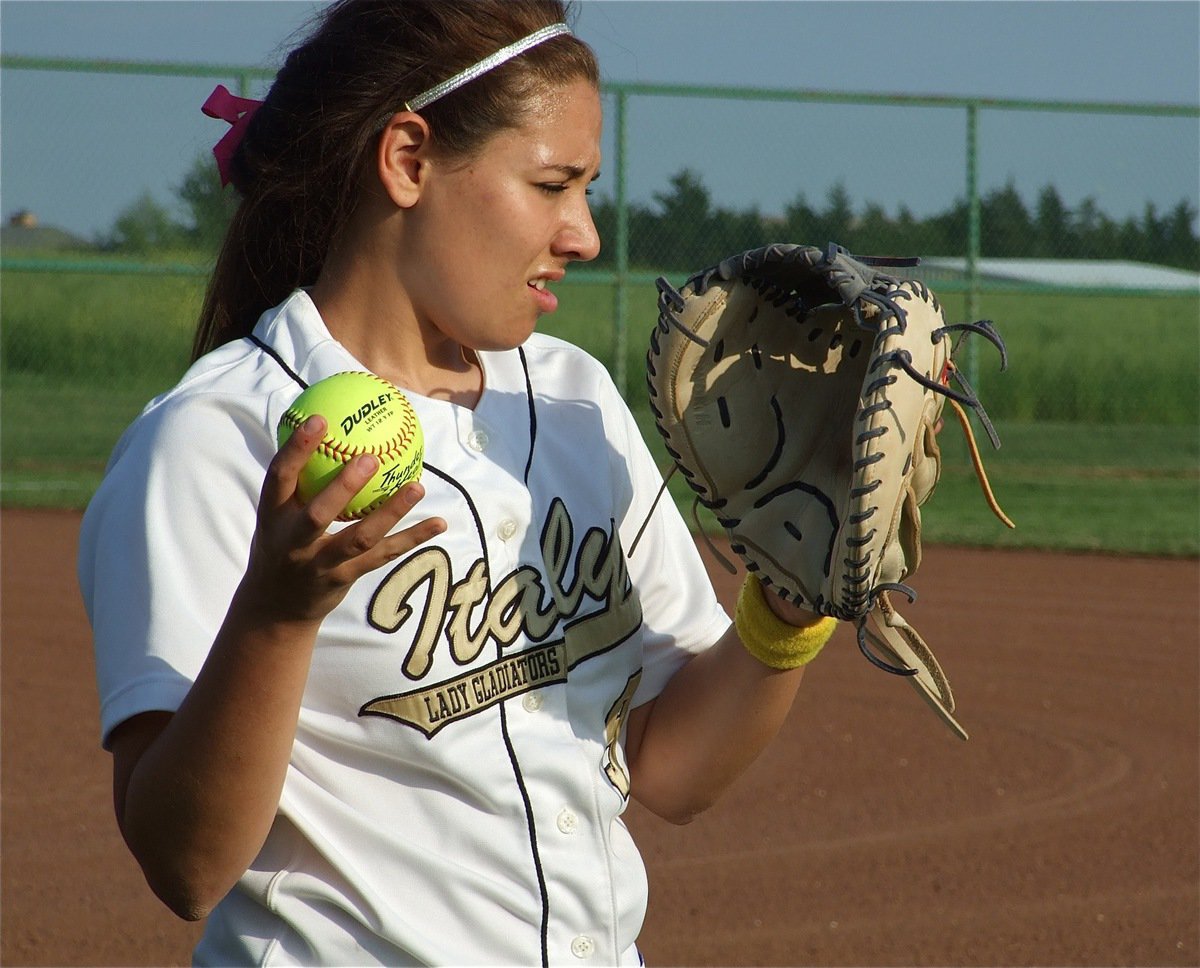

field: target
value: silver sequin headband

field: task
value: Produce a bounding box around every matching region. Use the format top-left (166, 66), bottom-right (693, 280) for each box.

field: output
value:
top-left (404, 23), bottom-right (572, 111)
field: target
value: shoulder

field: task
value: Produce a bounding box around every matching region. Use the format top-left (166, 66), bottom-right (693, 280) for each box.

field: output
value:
top-left (520, 330), bottom-right (604, 366)
top-left (105, 337), bottom-right (303, 474)
top-left (81, 337), bottom-right (297, 589)
top-left (166, 335), bottom-right (302, 411)
top-left (517, 332), bottom-right (622, 400)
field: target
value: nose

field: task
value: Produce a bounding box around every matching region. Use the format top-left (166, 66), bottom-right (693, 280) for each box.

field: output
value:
top-left (553, 194), bottom-right (601, 263)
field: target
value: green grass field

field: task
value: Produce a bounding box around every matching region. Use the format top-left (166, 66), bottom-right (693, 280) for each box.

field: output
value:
top-left (3, 266), bottom-right (1197, 555)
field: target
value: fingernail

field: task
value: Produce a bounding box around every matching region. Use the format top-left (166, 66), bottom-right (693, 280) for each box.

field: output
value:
top-left (403, 484), bottom-right (424, 505)
top-left (303, 415), bottom-right (322, 432)
top-left (356, 455), bottom-right (379, 473)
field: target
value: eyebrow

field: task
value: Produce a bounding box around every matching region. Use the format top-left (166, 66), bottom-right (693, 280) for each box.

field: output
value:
top-left (544, 164), bottom-right (602, 182)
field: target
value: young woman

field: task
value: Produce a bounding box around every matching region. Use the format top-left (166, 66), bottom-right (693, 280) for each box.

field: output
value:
top-left (78, 2), bottom-right (836, 963)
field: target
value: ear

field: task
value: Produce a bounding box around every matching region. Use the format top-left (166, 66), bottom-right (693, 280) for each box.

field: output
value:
top-left (376, 111), bottom-right (431, 209)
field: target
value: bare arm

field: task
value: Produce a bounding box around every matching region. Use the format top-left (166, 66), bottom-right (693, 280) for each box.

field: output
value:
top-left (109, 416), bottom-right (445, 920)
top-left (625, 592), bottom-right (821, 825)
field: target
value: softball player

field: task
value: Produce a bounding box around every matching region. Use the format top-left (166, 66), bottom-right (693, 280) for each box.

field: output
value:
top-left (78, 2), bottom-right (834, 964)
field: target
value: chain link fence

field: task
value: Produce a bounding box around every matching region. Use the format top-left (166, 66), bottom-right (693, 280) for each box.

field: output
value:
top-left (2, 57), bottom-right (1198, 552)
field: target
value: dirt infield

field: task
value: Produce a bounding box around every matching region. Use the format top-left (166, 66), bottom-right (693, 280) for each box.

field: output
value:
top-left (2, 507), bottom-right (1197, 967)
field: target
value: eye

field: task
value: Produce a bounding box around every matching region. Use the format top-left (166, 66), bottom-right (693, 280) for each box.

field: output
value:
top-left (537, 183), bottom-right (594, 197)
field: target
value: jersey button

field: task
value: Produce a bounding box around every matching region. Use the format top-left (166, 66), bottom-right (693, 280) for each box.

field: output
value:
top-left (570, 935), bottom-right (595, 959)
top-left (522, 692), bottom-right (544, 713)
top-left (466, 430), bottom-right (489, 452)
top-left (556, 808), bottom-right (579, 835)
top-left (497, 518), bottom-right (518, 541)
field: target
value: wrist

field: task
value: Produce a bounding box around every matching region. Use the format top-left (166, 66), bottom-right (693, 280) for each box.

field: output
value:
top-left (762, 585), bottom-right (821, 625)
top-left (734, 574), bottom-right (837, 670)
top-left (227, 578), bottom-right (326, 641)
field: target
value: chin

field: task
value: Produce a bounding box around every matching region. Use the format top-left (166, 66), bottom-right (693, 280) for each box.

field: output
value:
top-left (474, 322), bottom-right (538, 353)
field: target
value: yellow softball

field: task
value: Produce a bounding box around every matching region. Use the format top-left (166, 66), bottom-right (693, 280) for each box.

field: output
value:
top-left (277, 371), bottom-right (424, 521)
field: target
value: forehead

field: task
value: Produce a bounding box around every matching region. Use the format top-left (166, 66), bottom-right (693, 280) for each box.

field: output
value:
top-left (490, 79), bottom-right (603, 171)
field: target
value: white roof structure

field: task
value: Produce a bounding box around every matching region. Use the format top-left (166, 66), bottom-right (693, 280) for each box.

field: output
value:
top-left (918, 258), bottom-right (1200, 292)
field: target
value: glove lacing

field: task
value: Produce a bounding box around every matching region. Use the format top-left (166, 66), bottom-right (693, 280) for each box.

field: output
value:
top-left (649, 244), bottom-right (1014, 682)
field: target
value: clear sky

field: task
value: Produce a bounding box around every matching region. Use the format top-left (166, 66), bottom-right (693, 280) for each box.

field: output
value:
top-left (2, 0), bottom-right (1198, 240)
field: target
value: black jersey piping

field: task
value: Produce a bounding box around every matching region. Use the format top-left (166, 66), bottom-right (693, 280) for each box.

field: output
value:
top-left (248, 335), bottom-right (308, 389)
top-left (499, 696), bottom-right (551, 966)
top-left (253, 333), bottom-right (552, 964)
top-left (518, 346), bottom-right (537, 485)
top-left (418, 465), bottom-right (489, 574)
top-left (412, 464), bottom-right (551, 966)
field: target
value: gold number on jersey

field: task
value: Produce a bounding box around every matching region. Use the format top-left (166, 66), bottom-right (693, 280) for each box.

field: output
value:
top-left (601, 671), bottom-right (642, 798)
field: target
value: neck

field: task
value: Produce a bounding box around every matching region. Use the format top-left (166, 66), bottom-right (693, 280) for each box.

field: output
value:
top-left (309, 245), bottom-right (482, 409)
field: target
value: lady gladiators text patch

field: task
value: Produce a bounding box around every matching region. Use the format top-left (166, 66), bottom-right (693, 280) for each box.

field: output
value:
top-left (360, 497), bottom-right (643, 738)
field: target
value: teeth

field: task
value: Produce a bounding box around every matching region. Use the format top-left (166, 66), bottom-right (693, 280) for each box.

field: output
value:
top-left (530, 279), bottom-right (547, 291)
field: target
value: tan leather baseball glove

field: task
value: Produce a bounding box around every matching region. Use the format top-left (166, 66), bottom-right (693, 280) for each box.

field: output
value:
top-left (646, 243), bottom-right (1013, 739)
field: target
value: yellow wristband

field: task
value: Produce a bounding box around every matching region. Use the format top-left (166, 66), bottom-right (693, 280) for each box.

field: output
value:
top-left (735, 574), bottom-right (838, 670)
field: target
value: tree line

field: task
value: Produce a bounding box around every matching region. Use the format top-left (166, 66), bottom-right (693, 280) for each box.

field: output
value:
top-left (588, 169), bottom-right (1200, 272)
top-left (103, 156), bottom-right (1199, 272)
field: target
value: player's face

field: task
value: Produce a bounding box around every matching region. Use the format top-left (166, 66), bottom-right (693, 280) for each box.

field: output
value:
top-left (403, 78), bottom-right (602, 352)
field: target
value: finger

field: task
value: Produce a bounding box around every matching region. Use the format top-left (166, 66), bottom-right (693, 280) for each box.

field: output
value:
top-left (290, 454), bottom-right (382, 543)
top-left (381, 514), bottom-right (448, 561)
top-left (348, 482), bottom-right (430, 543)
top-left (340, 515), bottom-right (448, 582)
top-left (319, 482), bottom-right (430, 560)
top-left (261, 415), bottom-right (326, 510)
top-left (316, 484), bottom-right (445, 576)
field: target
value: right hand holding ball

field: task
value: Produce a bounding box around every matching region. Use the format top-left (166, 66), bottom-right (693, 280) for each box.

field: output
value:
top-left (277, 371), bottom-right (424, 521)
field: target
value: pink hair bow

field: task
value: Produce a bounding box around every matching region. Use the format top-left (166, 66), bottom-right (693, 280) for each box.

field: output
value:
top-left (202, 84), bottom-right (263, 187)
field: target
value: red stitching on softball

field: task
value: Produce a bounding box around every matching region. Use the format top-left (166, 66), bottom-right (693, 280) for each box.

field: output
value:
top-left (280, 400), bottom-right (419, 463)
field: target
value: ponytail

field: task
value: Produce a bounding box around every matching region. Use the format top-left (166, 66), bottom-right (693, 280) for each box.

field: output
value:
top-left (192, 0), bottom-right (597, 362)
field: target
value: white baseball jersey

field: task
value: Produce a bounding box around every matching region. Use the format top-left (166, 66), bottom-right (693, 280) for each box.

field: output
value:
top-left (79, 289), bottom-right (730, 966)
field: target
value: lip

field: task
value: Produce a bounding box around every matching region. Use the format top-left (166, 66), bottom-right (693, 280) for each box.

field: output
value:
top-left (528, 270), bottom-right (565, 314)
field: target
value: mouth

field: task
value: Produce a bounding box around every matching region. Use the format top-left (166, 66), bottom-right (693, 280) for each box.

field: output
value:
top-left (527, 274), bottom-right (561, 314)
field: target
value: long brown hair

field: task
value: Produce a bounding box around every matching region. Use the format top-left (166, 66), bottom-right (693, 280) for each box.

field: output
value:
top-left (191, 0), bottom-right (599, 362)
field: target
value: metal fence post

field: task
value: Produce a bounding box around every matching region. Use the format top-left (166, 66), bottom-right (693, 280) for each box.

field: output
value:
top-left (965, 100), bottom-right (982, 390)
top-left (613, 88), bottom-right (630, 400)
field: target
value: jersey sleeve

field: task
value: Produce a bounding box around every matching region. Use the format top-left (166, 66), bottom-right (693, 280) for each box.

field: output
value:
top-left (78, 388), bottom-right (272, 749)
top-left (599, 372), bottom-right (732, 708)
